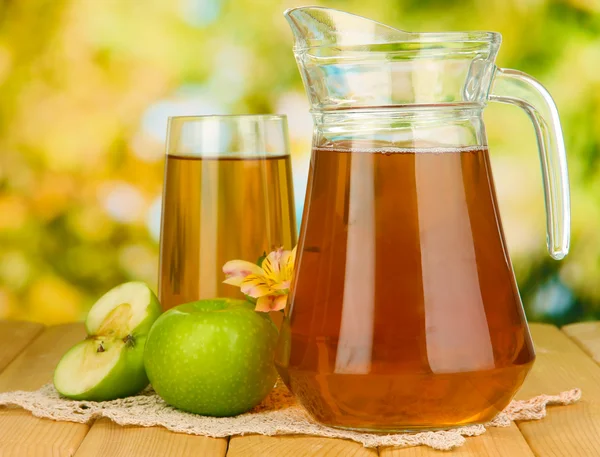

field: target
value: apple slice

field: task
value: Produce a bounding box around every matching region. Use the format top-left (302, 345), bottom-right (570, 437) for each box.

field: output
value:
top-left (54, 282), bottom-right (162, 401)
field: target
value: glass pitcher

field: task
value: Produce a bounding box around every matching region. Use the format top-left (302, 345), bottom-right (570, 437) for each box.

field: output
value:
top-left (275, 7), bottom-right (570, 431)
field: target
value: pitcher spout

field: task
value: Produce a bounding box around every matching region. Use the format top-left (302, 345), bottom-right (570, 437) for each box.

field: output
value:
top-left (284, 7), bottom-right (501, 111)
top-left (284, 6), bottom-right (411, 51)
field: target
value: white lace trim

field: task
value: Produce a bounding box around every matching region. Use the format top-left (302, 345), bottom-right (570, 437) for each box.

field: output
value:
top-left (0, 384), bottom-right (581, 451)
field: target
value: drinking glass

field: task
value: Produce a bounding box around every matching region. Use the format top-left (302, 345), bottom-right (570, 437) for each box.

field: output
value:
top-left (158, 115), bottom-right (297, 310)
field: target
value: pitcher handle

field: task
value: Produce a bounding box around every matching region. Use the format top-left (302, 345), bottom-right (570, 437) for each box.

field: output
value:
top-left (489, 67), bottom-right (570, 260)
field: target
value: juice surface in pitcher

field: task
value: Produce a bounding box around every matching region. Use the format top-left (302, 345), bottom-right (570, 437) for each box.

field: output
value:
top-left (276, 142), bottom-right (535, 430)
top-left (159, 154), bottom-right (296, 310)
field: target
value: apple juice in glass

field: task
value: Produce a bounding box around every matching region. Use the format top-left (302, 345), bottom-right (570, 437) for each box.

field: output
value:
top-left (158, 115), bottom-right (297, 310)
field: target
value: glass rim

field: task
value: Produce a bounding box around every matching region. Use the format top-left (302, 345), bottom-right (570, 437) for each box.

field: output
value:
top-left (168, 114), bottom-right (287, 122)
top-left (165, 113), bottom-right (290, 157)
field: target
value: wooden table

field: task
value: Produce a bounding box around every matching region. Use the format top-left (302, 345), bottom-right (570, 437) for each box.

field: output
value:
top-left (0, 321), bottom-right (599, 456)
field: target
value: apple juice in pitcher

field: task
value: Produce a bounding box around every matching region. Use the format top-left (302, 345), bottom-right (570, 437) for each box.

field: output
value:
top-left (276, 7), bottom-right (570, 431)
top-left (277, 141), bottom-right (535, 429)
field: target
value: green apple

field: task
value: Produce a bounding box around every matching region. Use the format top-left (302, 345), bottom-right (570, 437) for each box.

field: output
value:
top-left (144, 298), bottom-right (278, 416)
top-left (54, 281), bottom-right (162, 401)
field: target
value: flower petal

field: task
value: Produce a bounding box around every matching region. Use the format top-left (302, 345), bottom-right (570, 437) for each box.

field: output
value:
top-left (254, 295), bottom-right (275, 312)
top-left (223, 276), bottom-right (245, 286)
top-left (262, 248), bottom-right (284, 280)
top-left (240, 274), bottom-right (272, 298)
top-left (254, 294), bottom-right (288, 312)
top-left (271, 280), bottom-right (290, 291)
top-left (223, 260), bottom-right (264, 284)
top-left (272, 294), bottom-right (288, 311)
top-left (281, 246), bottom-right (296, 280)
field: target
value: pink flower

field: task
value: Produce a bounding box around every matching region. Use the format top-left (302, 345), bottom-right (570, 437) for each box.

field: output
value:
top-left (223, 247), bottom-right (296, 312)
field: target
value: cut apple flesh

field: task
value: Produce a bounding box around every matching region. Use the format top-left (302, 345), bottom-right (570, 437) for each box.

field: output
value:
top-left (54, 339), bottom-right (124, 396)
top-left (86, 282), bottom-right (154, 336)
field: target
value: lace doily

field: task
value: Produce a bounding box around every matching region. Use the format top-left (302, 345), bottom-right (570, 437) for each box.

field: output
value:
top-left (0, 383), bottom-right (581, 451)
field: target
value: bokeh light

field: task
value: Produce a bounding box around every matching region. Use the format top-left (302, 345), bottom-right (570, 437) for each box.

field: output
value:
top-left (0, 0), bottom-right (598, 325)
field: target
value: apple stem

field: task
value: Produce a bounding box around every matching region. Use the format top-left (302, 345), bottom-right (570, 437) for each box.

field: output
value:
top-left (97, 343), bottom-right (105, 353)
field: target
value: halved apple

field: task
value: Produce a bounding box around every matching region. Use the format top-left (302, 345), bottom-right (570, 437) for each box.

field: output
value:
top-left (54, 282), bottom-right (162, 401)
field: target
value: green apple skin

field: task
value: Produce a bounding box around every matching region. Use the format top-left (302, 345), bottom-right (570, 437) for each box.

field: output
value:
top-left (54, 282), bottom-right (163, 401)
top-left (144, 298), bottom-right (279, 416)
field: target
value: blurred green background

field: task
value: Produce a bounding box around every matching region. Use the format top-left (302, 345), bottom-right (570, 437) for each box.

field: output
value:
top-left (0, 0), bottom-right (597, 325)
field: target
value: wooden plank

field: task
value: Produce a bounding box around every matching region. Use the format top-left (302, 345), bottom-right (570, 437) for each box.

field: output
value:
top-left (227, 435), bottom-right (378, 457)
top-left (0, 320), bottom-right (44, 373)
top-left (73, 418), bottom-right (228, 457)
top-left (0, 322), bottom-right (86, 392)
top-left (562, 321), bottom-right (600, 363)
top-left (380, 423), bottom-right (534, 457)
top-left (512, 323), bottom-right (600, 456)
top-left (0, 323), bottom-right (89, 457)
top-left (0, 408), bottom-right (88, 457)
